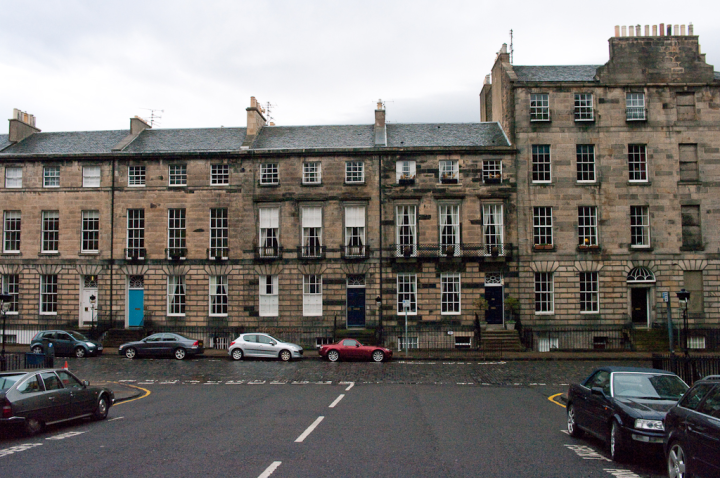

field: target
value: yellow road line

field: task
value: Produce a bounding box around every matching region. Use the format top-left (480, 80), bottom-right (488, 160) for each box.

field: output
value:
top-left (548, 392), bottom-right (566, 408)
top-left (111, 382), bottom-right (151, 406)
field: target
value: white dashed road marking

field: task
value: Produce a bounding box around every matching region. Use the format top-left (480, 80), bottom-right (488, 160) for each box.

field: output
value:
top-left (329, 394), bottom-right (345, 408)
top-left (46, 431), bottom-right (86, 440)
top-left (295, 416), bottom-right (324, 443)
top-left (341, 381), bottom-right (355, 391)
top-left (257, 461), bottom-right (282, 478)
top-left (0, 443), bottom-right (43, 458)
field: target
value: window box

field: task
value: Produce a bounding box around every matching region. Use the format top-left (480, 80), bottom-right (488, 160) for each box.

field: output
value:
top-left (484, 175), bottom-right (502, 184)
top-left (440, 175), bottom-right (458, 184)
top-left (577, 245), bottom-right (600, 252)
top-left (534, 244), bottom-right (553, 251)
top-left (398, 175), bottom-right (415, 186)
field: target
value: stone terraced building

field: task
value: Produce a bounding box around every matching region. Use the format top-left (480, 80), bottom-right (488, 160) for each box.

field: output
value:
top-left (1, 25), bottom-right (719, 351)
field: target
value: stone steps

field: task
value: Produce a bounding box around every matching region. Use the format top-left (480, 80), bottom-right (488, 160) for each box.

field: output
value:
top-left (481, 329), bottom-right (524, 352)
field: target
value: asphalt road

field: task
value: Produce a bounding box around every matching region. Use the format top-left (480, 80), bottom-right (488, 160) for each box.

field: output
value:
top-left (0, 357), bottom-right (669, 477)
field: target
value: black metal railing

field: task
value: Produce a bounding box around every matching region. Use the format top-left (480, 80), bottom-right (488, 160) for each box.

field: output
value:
top-left (652, 353), bottom-right (720, 385)
top-left (124, 247), bottom-right (146, 260)
top-left (343, 245), bottom-right (369, 259)
top-left (0, 352), bottom-right (54, 371)
top-left (255, 245), bottom-right (283, 260)
top-left (207, 247), bottom-right (229, 260)
top-left (392, 243), bottom-right (509, 258)
top-left (521, 326), bottom-right (634, 352)
top-left (146, 325), bottom-right (334, 350)
top-left (298, 245), bottom-right (326, 259)
top-left (165, 247), bottom-right (187, 260)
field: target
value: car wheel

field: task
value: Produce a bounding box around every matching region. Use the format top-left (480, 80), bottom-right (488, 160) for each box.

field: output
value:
top-left (371, 350), bottom-right (385, 362)
top-left (93, 396), bottom-right (110, 421)
top-left (279, 350), bottom-right (292, 362)
top-left (75, 347), bottom-right (87, 358)
top-left (174, 348), bottom-right (187, 360)
top-left (567, 404), bottom-right (584, 438)
top-left (667, 441), bottom-right (691, 478)
top-left (231, 348), bottom-right (243, 361)
top-left (610, 421), bottom-right (628, 462)
top-left (24, 417), bottom-right (44, 436)
top-left (124, 347), bottom-right (136, 359)
top-left (31, 345), bottom-right (43, 354)
top-left (327, 350), bottom-right (340, 362)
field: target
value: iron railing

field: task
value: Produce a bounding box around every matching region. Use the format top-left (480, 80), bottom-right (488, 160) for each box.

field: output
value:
top-left (521, 326), bottom-right (635, 352)
top-left (254, 245), bottom-right (283, 260)
top-left (146, 325), bottom-right (335, 350)
top-left (391, 243), bottom-right (509, 259)
top-left (207, 247), bottom-right (229, 260)
top-left (343, 245), bottom-right (369, 259)
top-left (124, 247), bottom-right (146, 260)
top-left (652, 354), bottom-right (720, 385)
top-left (298, 245), bottom-right (326, 259)
top-left (0, 352), bottom-right (54, 371)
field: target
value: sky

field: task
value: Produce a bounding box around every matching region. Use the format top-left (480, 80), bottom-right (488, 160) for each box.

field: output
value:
top-left (2, 0), bottom-right (719, 133)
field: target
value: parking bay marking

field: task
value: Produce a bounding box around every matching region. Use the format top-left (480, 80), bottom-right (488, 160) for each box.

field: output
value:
top-left (0, 443), bottom-right (43, 458)
top-left (329, 394), bottom-right (345, 408)
top-left (258, 461), bottom-right (282, 478)
top-left (295, 416), bottom-right (324, 443)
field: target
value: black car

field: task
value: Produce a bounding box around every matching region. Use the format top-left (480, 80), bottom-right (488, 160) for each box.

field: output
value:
top-left (30, 330), bottom-right (103, 358)
top-left (118, 333), bottom-right (204, 360)
top-left (665, 374), bottom-right (720, 478)
top-left (0, 368), bottom-right (113, 436)
top-left (566, 366), bottom-right (689, 461)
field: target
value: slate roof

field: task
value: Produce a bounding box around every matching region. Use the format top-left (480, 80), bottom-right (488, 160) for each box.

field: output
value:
top-left (122, 127), bottom-right (246, 153)
top-left (253, 125), bottom-right (374, 150)
top-left (715, 71), bottom-right (720, 80)
top-left (0, 130), bottom-right (127, 155)
top-left (0, 134), bottom-right (10, 152)
top-left (513, 65), bottom-right (601, 82)
top-left (387, 123), bottom-right (509, 147)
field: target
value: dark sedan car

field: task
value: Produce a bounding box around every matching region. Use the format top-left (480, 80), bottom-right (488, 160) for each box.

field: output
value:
top-left (566, 366), bottom-right (688, 462)
top-left (118, 333), bottom-right (204, 360)
top-left (665, 374), bottom-right (720, 478)
top-left (0, 369), bottom-right (113, 436)
top-left (319, 339), bottom-right (392, 362)
top-left (30, 330), bottom-right (103, 358)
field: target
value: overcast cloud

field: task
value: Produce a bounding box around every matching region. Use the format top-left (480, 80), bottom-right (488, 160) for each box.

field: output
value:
top-left (2, 0), bottom-right (718, 132)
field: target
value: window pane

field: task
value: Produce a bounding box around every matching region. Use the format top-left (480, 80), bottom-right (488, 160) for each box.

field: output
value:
top-left (532, 145), bottom-right (551, 182)
top-left (82, 210), bottom-right (100, 252)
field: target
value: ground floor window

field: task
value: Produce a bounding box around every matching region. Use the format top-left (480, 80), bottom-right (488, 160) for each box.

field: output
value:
top-left (1, 274), bottom-right (19, 313)
top-left (303, 275), bottom-right (322, 316)
top-left (534, 272), bottom-right (554, 313)
top-left (441, 273), bottom-right (461, 314)
top-left (209, 276), bottom-right (228, 316)
top-left (398, 336), bottom-right (419, 350)
top-left (259, 275), bottom-right (278, 317)
top-left (396, 274), bottom-right (417, 314)
top-left (167, 275), bottom-right (186, 316)
top-left (40, 275), bottom-right (58, 314)
top-left (579, 272), bottom-right (599, 313)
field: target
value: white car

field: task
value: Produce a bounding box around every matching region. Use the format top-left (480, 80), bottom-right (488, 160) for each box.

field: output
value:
top-left (228, 333), bottom-right (304, 362)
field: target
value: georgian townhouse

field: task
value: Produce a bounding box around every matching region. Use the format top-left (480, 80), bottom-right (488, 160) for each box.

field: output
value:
top-left (480, 24), bottom-right (720, 350)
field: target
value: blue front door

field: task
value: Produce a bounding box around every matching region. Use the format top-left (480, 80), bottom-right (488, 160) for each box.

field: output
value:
top-left (129, 289), bottom-right (144, 327)
top-left (347, 288), bottom-right (366, 328)
top-left (485, 286), bottom-right (504, 325)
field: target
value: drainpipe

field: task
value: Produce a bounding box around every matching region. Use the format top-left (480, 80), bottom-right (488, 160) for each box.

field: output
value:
top-left (110, 158), bottom-right (115, 330)
top-left (378, 154), bottom-right (383, 343)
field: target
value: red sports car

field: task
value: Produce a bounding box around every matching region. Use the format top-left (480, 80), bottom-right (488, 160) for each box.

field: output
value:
top-left (319, 339), bottom-right (392, 362)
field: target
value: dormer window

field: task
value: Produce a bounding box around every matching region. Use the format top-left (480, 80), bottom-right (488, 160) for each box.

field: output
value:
top-left (530, 94), bottom-right (550, 122)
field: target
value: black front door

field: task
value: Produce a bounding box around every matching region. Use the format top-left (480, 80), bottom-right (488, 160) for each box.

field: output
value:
top-left (485, 287), bottom-right (503, 324)
top-left (347, 288), bottom-right (366, 328)
top-left (631, 288), bottom-right (648, 326)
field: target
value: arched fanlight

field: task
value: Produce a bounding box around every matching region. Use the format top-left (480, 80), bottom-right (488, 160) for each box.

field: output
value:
top-left (627, 267), bottom-right (656, 283)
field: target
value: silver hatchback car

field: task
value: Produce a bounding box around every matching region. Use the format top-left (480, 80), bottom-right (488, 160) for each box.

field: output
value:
top-left (228, 333), bottom-right (304, 362)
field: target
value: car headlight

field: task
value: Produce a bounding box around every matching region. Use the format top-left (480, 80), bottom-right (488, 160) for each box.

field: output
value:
top-left (86, 342), bottom-right (96, 348)
top-left (635, 419), bottom-right (664, 431)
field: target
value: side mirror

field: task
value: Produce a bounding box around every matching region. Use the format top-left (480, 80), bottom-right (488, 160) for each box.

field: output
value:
top-left (83, 380), bottom-right (89, 387)
top-left (355, 344), bottom-right (360, 347)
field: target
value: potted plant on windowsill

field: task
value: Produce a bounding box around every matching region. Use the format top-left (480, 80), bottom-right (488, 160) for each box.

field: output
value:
top-left (441, 173), bottom-right (458, 184)
top-left (403, 245), bottom-right (413, 258)
top-left (534, 243), bottom-right (553, 250)
top-left (398, 174), bottom-right (415, 186)
top-left (444, 244), bottom-right (455, 257)
top-left (578, 238), bottom-right (599, 251)
top-left (485, 173), bottom-right (502, 184)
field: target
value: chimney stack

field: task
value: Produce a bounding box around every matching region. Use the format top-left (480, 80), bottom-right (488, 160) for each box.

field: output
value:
top-left (374, 100), bottom-right (387, 147)
top-left (8, 108), bottom-right (40, 143)
top-left (246, 96), bottom-right (266, 137)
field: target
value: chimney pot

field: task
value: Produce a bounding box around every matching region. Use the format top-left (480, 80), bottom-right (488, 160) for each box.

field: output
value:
top-left (674, 24), bottom-right (679, 36)
top-left (645, 25), bottom-right (649, 36)
top-left (614, 25), bottom-right (620, 37)
top-left (652, 25), bottom-right (657, 36)
top-left (636, 24), bottom-right (641, 36)
top-left (660, 23), bottom-right (665, 36)
top-left (689, 23), bottom-right (694, 35)
top-left (621, 25), bottom-right (627, 37)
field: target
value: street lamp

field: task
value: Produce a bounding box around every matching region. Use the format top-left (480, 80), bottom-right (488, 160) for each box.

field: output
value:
top-left (676, 289), bottom-right (690, 356)
top-left (1, 293), bottom-right (13, 362)
top-left (375, 296), bottom-right (382, 344)
top-left (89, 294), bottom-right (96, 338)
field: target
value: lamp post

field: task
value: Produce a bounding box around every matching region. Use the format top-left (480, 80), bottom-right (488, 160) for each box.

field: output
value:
top-left (89, 294), bottom-right (96, 339)
top-left (1, 293), bottom-right (13, 363)
top-left (676, 289), bottom-right (690, 356)
top-left (375, 296), bottom-right (382, 345)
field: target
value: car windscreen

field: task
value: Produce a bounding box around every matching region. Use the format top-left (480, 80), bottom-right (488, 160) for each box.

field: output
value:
top-left (69, 331), bottom-right (89, 341)
top-left (0, 374), bottom-right (24, 391)
top-left (612, 373), bottom-right (688, 400)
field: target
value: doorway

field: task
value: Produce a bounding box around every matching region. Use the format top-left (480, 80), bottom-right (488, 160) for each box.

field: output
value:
top-left (631, 288), bottom-right (649, 327)
top-left (128, 275), bottom-right (145, 327)
top-left (346, 275), bottom-right (366, 328)
top-left (80, 275), bottom-right (98, 327)
top-left (484, 273), bottom-right (504, 325)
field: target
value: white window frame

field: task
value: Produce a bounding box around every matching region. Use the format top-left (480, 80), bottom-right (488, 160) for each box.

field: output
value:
top-left (345, 206), bottom-right (366, 257)
top-left (482, 204), bottom-right (504, 251)
top-left (5, 167), bottom-right (22, 188)
top-left (258, 207), bottom-right (280, 257)
top-left (303, 162), bottom-right (322, 184)
top-left (167, 208), bottom-right (186, 257)
top-left (396, 160), bottom-right (416, 183)
top-left (211, 164), bottom-right (229, 185)
top-left (345, 162), bottom-right (364, 184)
top-left (301, 206), bottom-right (323, 258)
top-left (578, 206), bottom-right (598, 247)
top-left (81, 210), bottom-right (100, 253)
top-left (395, 205), bottom-right (417, 256)
top-left (40, 274), bottom-right (58, 315)
top-left (626, 93), bottom-right (646, 121)
top-left (210, 208), bottom-right (228, 259)
top-left (168, 164), bottom-right (187, 186)
top-left (3, 211), bottom-right (21, 253)
top-left (209, 275), bottom-right (228, 316)
top-left (167, 275), bottom-right (186, 316)
top-left (128, 165), bottom-right (146, 187)
top-left (126, 209), bottom-right (145, 257)
top-left (260, 163), bottom-right (279, 185)
top-left (441, 273), bottom-right (461, 315)
top-left (580, 272), bottom-right (599, 313)
top-left (532, 145), bottom-right (551, 183)
top-left (259, 275), bottom-right (279, 317)
top-left (534, 272), bottom-right (554, 314)
top-left (396, 273), bottom-right (417, 315)
top-left (628, 144), bottom-right (648, 182)
top-left (574, 93), bottom-right (594, 121)
top-left (533, 206), bottom-right (553, 247)
top-left (439, 204), bottom-right (460, 251)
top-left (530, 93), bottom-right (550, 121)
top-left (43, 166), bottom-right (60, 188)
top-left (303, 274), bottom-right (323, 316)
top-left (1, 274), bottom-right (19, 314)
top-left (83, 166), bottom-right (101, 187)
top-left (630, 205), bottom-right (650, 248)
top-left (439, 160), bottom-right (459, 182)
top-left (576, 145), bottom-right (596, 183)
top-left (42, 211), bottom-right (59, 253)
top-left (482, 160), bottom-right (502, 183)
top-left (398, 336), bottom-right (419, 350)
